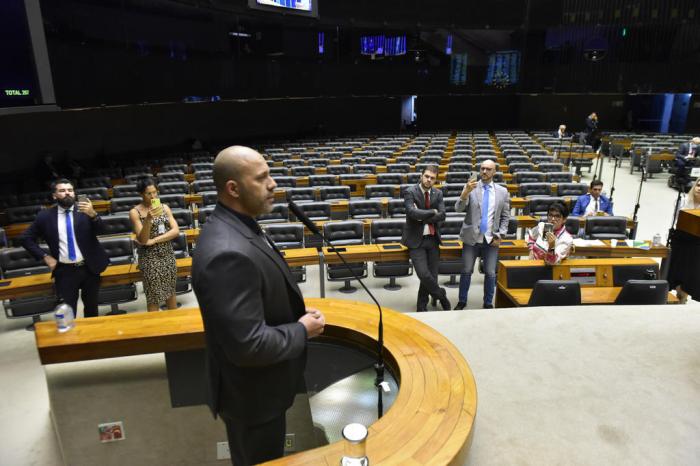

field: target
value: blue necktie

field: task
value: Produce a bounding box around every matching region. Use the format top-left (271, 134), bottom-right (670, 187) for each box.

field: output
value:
top-left (480, 185), bottom-right (490, 234)
top-left (66, 210), bottom-right (76, 261)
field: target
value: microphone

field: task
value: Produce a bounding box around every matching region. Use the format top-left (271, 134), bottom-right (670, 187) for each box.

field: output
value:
top-left (288, 200), bottom-right (388, 418)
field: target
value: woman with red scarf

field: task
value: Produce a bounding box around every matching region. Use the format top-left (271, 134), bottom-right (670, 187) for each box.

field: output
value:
top-left (527, 202), bottom-right (574, 265)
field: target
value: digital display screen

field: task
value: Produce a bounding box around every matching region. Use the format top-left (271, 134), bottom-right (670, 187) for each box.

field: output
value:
top-left (249, 0), bottom-right (318, 17)
top-left (0, 0), bottom-right (40, 107)
top-left (257, 0), bottom-right (312, 12)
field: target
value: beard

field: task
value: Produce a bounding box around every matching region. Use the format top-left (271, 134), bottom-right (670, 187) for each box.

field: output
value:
top-left (56, 196), bottom-right (75, 209)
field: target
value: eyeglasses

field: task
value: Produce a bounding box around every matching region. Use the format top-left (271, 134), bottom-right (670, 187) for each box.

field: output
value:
top-left (547, 213), bottom-right (563, 219)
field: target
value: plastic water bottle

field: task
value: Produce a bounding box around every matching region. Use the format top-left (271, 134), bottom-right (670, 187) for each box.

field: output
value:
top-left (54, 302), bottom-right (75, 333)
top-left (652, 233), bottom-right (662, 247)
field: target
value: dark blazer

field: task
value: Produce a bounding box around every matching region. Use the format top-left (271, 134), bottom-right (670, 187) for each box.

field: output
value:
top-left (401, 184), bottom-right (446, 248)
top-left (20, 206), bottom-right (109, 275)
top-left (192, 204), bottom-right (307, 424)
top-left (675, 142), bottom-right (698, 170)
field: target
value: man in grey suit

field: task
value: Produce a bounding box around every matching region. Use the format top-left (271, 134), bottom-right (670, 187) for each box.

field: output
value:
top-left (401, 165), bottom-right (451, 312)
top-left (454, 160), bottom-right (511, 310)
top-left (192, 146), bottom-right (325, 466)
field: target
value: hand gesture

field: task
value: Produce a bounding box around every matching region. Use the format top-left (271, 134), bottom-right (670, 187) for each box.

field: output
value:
top-left (299, 308), bottom-right (326, 339)
top-left (545, 232), bottom-right (556, 248)
top-left (77, 198), bottom-right (97, 218)
top-left (461, 180), bottom-right (478, 198)
top-left (44, 255), bottom-right (58, 272)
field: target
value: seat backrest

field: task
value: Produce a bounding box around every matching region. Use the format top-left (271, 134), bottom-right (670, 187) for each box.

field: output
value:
top-left (556, 182), bottom-right (589, 197)
top-left (198, 206), bottom-right (215, 224)
top-left (349, 200), bottom-right (382, 218)
top-left (377, 173), bottom-right (404, 185)
top-left (194, 170), bottom-right (213, 180)
top-left (327, 164), bottom-right (351, 175)
top-left (528, 196), bottom-right (566, 215)
top-left (446, 172), bottom-right (470, 184)
top-left (354, 164), bottom-right (377, 174)
top-left (324, 220), bottom-right (364, 244)
top-left (264, 223), bottom-right (304, 249)
top-left (308, 158), bottom-right (330, 167)
top-left (441, 183), bottom-right (464, 198)
top-left (191, 162), bottom-right (214, 172)
top-left (158, 181), bottom-right (189, 195)
top-left (585, 216), bottom-right (628, 239)
top-left (0, 246), bottom-right (50, 277)
top-left (98, 236), bottom-right (134, 264)
top-left (509, 163), bottom-right (535, 173)
top-left (80, 176), bottom-right (112, 189)
top-left (291, 166), bottom-right (316, 177)
top-left (365, 184), bottom-right (396, 199)
top-left (519, 182), bottom-right (552, 197)
top-left (109, 198), bottom-right (140, 218)
top-left (113, 184), bottom-right (140, 198)
top-left (440, 217), bottom-right (464, 237)
top-left (308, 175), bottom-right (337, 187)
top-left (370, 219), bottom-right (405, 242)
top-left (269, 167), bottom-right (289, 176)
top-left (161, 164), bottom-right (187, 173)
top-left (614, 280), bottom-right (669, 305)
top-left (124, 174), bottom-right (149, 185)
top-left (365, 156), bottom-right (388, 166)
top-left (515, 172), bottom-right (546, 184)
top-left (257, 204), bottom-right (289, 223)
top-left (538, 163), bottom-right (565, 173)
top-left (172, 232), bottom-right (189, 258)
top-left (272, 176), bottom-right (297, 188)
top-left (6, 205), bottom-right (43, 224)
top-left (18, 192), bottom-right (51, 206)
top-left (387, 163), bottom-right (410, 173)
top-left (76, 187), bottom-right (109, 201)
top-left (157, 172), bottom-right (186, 183)
top-left (319, 186), bottom-right (350, 201)
top-left (191, 179), bottom-right (216, 193)
top-left (545, 172), bottom-right (573, 183)
top-left (387, 199), bottom-right (406, 217)
top-left (297, 202), bottom-right (331, 220)
top-left (159, 194), bottom-right (187, 210)
top-left (527, 280), bottom-right (581, 306)
top-left (170, 208), bottom-right (194, 228)
top-left (286, 188), bottom-right (316, 203)
top-left (99, 214), bottom-right (133, 236)
top-left (612, 263), bottom-right (659, 286)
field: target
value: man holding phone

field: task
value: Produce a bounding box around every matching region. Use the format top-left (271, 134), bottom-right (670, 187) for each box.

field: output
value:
top-left (454, 160), bottom-right (511, 310)
top-left (20, 178), bottom-right (109, 318)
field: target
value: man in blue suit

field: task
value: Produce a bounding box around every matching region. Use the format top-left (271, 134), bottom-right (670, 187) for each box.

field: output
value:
top-left (20, 178), bottom-right (109, 317)
top-left (571, 180), bottom-right (613, 217)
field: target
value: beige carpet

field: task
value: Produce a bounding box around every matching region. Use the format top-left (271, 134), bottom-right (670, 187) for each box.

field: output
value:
top-left (413, 305), bottom-right (700, 466)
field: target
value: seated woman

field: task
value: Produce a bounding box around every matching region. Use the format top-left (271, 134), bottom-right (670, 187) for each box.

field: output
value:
top-left (675, 178), bottom-right (700, 304)
top-left (129, 177), bottom-right (180, 312)
top-left (526, 201), bottom-right (574, 265)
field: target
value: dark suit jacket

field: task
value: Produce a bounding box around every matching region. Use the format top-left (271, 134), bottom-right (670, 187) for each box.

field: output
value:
top-left (192, 204), bottom-right (307, 424)
top-left (675, 143), bottom-right (698, 170)
top-left (20, 206), bottom-right (109, 275)
top-left (401, 184), bottom-right (446, 248)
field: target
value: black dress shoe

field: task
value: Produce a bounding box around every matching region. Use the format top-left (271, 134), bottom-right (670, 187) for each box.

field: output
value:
top-left (483, 303), bottom-right (494, 309)
top-left (454, 302), bottom-right (466, 310)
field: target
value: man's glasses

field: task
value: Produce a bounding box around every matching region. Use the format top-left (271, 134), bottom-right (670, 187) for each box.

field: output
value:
top-left (547, 213), bottom-right (563, 219)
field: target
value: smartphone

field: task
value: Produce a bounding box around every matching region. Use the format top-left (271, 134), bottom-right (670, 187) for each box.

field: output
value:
top-left (543, 222), bottom-right (554, 234)
top-left (151, 198), bottom-right (161, 209)
top-left (77, 194), bottom-right (89, 204)
top-left (469, 172), bottom-right (478, 182)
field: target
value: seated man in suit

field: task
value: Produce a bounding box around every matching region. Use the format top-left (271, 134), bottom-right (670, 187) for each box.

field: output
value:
top-left (571, 180), bottom-right (613, 217)
top-left (675, 137), bottom-right (700, 172)
top-left (20, 178), bottom-right (109, 317)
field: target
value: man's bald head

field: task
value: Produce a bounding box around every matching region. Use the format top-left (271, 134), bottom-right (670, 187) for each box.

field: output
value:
top-left (481, 159), bottom-right (496, 170)
top-left (692, 137), bottom-right (700, 145)
top-left (213, 146), bottom-right (263, 193)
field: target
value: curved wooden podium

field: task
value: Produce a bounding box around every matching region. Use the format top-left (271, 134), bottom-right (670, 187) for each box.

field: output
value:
top-left (34, 298), bottom-right (477, 465)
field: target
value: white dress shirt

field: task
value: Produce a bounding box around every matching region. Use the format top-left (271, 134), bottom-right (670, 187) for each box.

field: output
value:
top-left (57, 206), bottom-right (85, 264)
top-left (584, 194), bottom-right (600, 216)
top-left (419, 185), bottom-right (433, 236)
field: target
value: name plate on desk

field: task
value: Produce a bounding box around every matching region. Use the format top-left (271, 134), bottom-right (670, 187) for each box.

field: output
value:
top-left (570, 267), bottom-right (596, 285)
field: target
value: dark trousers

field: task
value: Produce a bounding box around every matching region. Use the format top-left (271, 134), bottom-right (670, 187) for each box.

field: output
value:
top-left (53, 264), bottom-right (101, 318)
top-left (222, 414), bottom-right (286, 466)
top-left (409, 235), bottom-right (444, 309)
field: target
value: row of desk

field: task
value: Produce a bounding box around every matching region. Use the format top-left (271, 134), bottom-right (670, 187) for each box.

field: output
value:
top-left (0, 240), bottom-right (668, 304)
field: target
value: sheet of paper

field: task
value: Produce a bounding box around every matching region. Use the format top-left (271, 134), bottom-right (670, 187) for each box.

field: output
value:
top-left (573, 239), bottom-right (605, 247)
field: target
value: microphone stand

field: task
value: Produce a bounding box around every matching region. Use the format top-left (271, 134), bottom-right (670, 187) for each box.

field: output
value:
top-left (609, 150), bottom-right (619, 202)
top-left (288, 202), bottom-right (387, 419)
top-left (566, 135), bottom-right (575, 170)
top-left (631, 162), bottom-right (646, 240)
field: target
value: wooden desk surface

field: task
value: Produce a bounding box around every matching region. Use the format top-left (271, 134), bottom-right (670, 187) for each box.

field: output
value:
top-left (676, 209), bottom-right (700, 237)
top-left (34, 298), bottom-right (477, 466)
top-left (498, 286), bottom-right (679, 306)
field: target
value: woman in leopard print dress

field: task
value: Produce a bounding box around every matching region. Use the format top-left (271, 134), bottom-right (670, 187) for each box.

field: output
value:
top-left (129, 177), bottom-right (179, 311)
